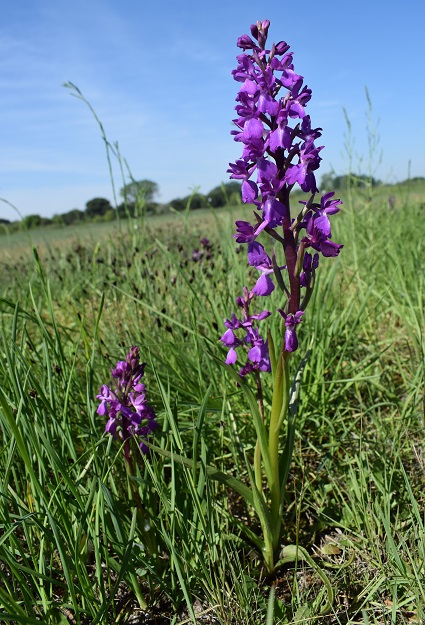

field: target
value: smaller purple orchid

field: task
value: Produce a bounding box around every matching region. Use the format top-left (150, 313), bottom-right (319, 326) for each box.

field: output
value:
top-left (97, 346), bottom-right (158, 454)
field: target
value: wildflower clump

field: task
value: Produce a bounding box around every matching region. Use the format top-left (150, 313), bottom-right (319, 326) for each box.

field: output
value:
top-left (222, 19), bottom-right (342, 371)
top-left (97, 346), bottom-right (158, 454)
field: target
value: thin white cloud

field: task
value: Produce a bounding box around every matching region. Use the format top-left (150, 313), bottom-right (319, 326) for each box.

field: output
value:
top-left (315, 100), bottom-right (341, 109)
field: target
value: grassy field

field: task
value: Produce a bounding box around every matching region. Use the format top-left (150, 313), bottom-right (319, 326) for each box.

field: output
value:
top-left (0, 181), bottom-right (424, 624)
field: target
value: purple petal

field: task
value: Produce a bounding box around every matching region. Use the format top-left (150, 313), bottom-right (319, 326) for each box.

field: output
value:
top-left (285, 163), bottom-right (306, 186)
top-left (253, 310), bottom-right (271, 321)
top-left (269, 125), bottom-right (293, 152)
top-left (97, 401), bottom-right (108, 416)
top-left (251, 274), bottom-right (275, 296)
top-left (221, 329), bottom-right (237, 347)
top-left (263, 197), bottom-right (287, 223)
top-left (105, 417), bottom-right (117, 437)
top-left (239, 79), bottom-right (258, 95)
top-left (257, 158), bottom-right (278, 183)
top-left (317, 240), bottom-right (343, 257)
top-left (258, 92), bottom-right (279, 116)
top-left (247, 345), bottom-right (262, 363)
top-left (224, 313), bottom-right (241, 330)
top-left (242, 118), bottom-right (264, 142)
top-left (233, 220), bottom-right (255, 243)
top-left (247, 241), bottom-right (268, 267)
top-left (241, 180), bottom-right (258, 203)
top-left (284, 327), bottom-right (298, 352)
top-left (226, 348), bottom-right (238, 365)
top-left (281, 69), bottom-right (302, 88)
top-left (237, 34), bottom-right (258, 50)
top-left (314, 214), bottom-right (331, 237)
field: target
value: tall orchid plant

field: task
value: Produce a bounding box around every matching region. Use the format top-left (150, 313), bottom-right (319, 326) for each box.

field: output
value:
top-left (220, 20), bottom-right (342, 573)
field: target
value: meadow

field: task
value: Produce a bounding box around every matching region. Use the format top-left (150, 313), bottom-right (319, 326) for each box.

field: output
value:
top-left (0, 179), bottom-right (424, 624)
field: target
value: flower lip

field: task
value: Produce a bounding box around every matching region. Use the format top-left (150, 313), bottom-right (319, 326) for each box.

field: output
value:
top-left (277, 310), bottom-right (304, 352)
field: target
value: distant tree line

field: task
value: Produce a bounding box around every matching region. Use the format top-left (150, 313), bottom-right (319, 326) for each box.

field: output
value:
top-left (2, 175), bottom-right (424, 233)
top-left (319, 173), bottom-right (424, 192)
top-left (0, 180), bottom-right (242, 233)
top-left (320, 172), bottom-right (383, 190)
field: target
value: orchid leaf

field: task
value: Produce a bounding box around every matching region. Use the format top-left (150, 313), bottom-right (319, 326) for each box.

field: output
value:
top-left (276, 545), bottom-right (334, 615)
top-left (279, 347), bottom-right (311, 504)
top-left (146, 443), bottom-right (254, 507)
top-left (210, 354), bottom-right (273, 486)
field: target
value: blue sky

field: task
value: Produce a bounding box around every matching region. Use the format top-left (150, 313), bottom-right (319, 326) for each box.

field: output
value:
top-left (0, 0), bottom-right (423, 221)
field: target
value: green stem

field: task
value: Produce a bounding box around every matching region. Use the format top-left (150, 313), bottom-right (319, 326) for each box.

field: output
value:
top-left (262, 531), bottom-right (276, 574)
top-left (254, 370), bottom-right (265, 492)
top-left (254, 438), bottom-right (262, 492)
top-left (268, 346), bottom-right (290, 559)
top-left (124, 451), bottom-right (158, 558)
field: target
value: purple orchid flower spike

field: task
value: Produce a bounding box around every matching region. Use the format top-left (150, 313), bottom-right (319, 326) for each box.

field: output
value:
top-left (223, 19), bottom-right (343, 370)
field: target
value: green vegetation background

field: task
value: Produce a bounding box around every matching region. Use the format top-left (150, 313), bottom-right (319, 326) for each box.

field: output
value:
top-left (0, 179), bottom-right (424, 624)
